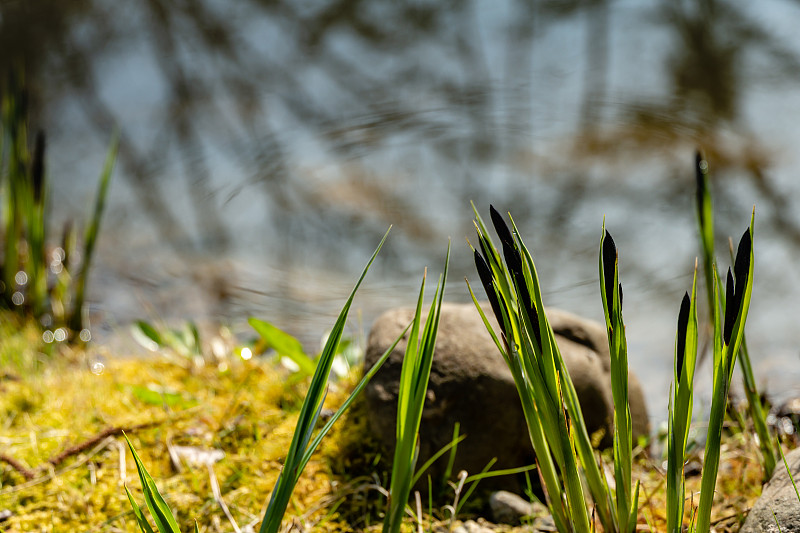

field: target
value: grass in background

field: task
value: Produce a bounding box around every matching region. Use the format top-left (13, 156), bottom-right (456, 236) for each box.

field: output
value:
top-left (1, 71), bottom-right (117, 343)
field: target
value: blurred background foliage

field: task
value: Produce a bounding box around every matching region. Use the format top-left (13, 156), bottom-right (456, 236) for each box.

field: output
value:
top-left (5, 0), bottom-right (800, 412)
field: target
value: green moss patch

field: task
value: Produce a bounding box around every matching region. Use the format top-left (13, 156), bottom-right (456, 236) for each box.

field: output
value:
top-left (0, 338), bottom-right (782, 533)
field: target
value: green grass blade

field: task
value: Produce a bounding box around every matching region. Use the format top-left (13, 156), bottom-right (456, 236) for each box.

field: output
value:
top-left (695, 152), bottom-right (716, 321)
top-left (599, 227), bottom-right (633, 533)
top-left (298, 321), bottom-right (411, 469)
top-left (724, 236), bottom-right (776, 478)
top-left (778, 444), bottom-right (800, 503)
top-left (411, 431), bottom-right (466, 487)
top-left (472, 207), bottom-right (614, 533)
top-left (666, 267), bottom-right (698, 533)
top-left (70, 130), bottom-right (118, 332)
top-left (463, 463), bottom-right (538, 484)
top-left (123, 433), bottom-right (180, 533)
top-left (695, 222), bottom-right (755, 533)
top-left (248, 318), bottom-right (317, 376)
top-left (384, 243), bottom-right (449, 533)
top-left (125, 485), bottom-right (157, 533)
top-left (695, 154), bottom-right (775, 479)
top-left (456, 458), bottom-right (504, 516)
top-left (467, 276), bottom-right (571, 532)
top-left (512, 215), bottom-right (611, 532)
top-left (126, 485), bottom-right (158, 533)
top-left (260, 227), bottom-right (390, 533)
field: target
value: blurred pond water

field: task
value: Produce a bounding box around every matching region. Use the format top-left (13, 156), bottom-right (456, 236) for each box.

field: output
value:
top-left (7, 0), bottom-right (800, 421)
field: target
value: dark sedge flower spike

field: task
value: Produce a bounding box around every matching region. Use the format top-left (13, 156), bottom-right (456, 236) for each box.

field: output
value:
top-left (473, 249), bottom-right (506, 337)
top-left (723, 267), bottom-right (736, 345)
top-left (733, 229), bottom-right (751, 305)
top-left (488, 206), bottom-right (540, 347)
top-left (602, 230), bottom-right (618, 310)
top-left (676, 291), bottom-right (690, 382)
top-left (490, 204), bottom-right (515, 250)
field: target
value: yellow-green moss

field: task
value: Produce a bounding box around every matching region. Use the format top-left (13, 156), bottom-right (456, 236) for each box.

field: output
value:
top-left (0, 348), bottom-right (359, 532)
top-left (0, 327), bottom-right (780, 532)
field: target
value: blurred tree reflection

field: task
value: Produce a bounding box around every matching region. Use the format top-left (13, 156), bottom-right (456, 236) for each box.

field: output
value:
top-left (3, 0), bottom-right (800, 278)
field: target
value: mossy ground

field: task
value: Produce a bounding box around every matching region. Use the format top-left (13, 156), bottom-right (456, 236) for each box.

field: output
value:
top-left (0, 318), bottom-right (788, 532)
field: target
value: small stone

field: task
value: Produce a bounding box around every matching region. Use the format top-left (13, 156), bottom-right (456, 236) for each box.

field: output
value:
top-left (490, 490), bottom-right (533, 525)
top-left (364, 303), bottom-right (650, 493)
top-left (740, 447), bottom-right (800, 532)
top-left (460, 519), bottom-right (495, 533)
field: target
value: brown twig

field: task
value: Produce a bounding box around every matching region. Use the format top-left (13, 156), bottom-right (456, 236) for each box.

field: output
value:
top-left (1, 414), bottom-right (186, 481)
top-left (711, 507), bottom-right (751, 526)
top-left (45, 422), bottom-right (154, 468)
top-left (0, 453), bottom-right (36, 480)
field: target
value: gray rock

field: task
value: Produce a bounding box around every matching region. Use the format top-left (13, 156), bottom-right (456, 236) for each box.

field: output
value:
top-left (364, 303), bottom-right (650, 493)
top-left (452, 519), bottom-right (495, 533)
top-left (741, 447), bottom-right (800, 533)
top-left (489, 490), bottom-right (533, 525)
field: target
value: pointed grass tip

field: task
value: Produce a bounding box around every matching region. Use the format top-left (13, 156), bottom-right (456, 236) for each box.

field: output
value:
top-left (489, 205), bottom-right (515, 249)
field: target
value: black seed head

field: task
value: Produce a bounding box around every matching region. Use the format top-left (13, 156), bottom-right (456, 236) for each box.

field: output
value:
top-left (733, 229), bottom-right (751, 300)
top-left (490, 205), bottom-right (515, 249)
top-left (502, 239), bottom-right (523, 277)
top-left (676, 292), bottom-right (690, 382)
top-left (602, 230), bottom-right (618, 309)
top-left (474, 250), bottom-right (505, 336)
top-left (723, 268), bottom-right (736, 345)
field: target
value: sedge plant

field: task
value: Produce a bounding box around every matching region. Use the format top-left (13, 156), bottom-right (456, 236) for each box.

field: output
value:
top-left (666, 266), bottom-right (699, 533)
top-left (693, 217), bottom-right (755, 533)
top-left (599, 228), bottom-right (640, 533)
top-left (468, 205), bottom-right (615, 533)
top-left (383, 243), bottom-right (450, 533)
top-left (695, 152), bottom-right (776, 479)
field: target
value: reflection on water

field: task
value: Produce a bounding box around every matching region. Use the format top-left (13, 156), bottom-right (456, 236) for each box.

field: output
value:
top-left (6, 0), bottom-right (800, 418)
